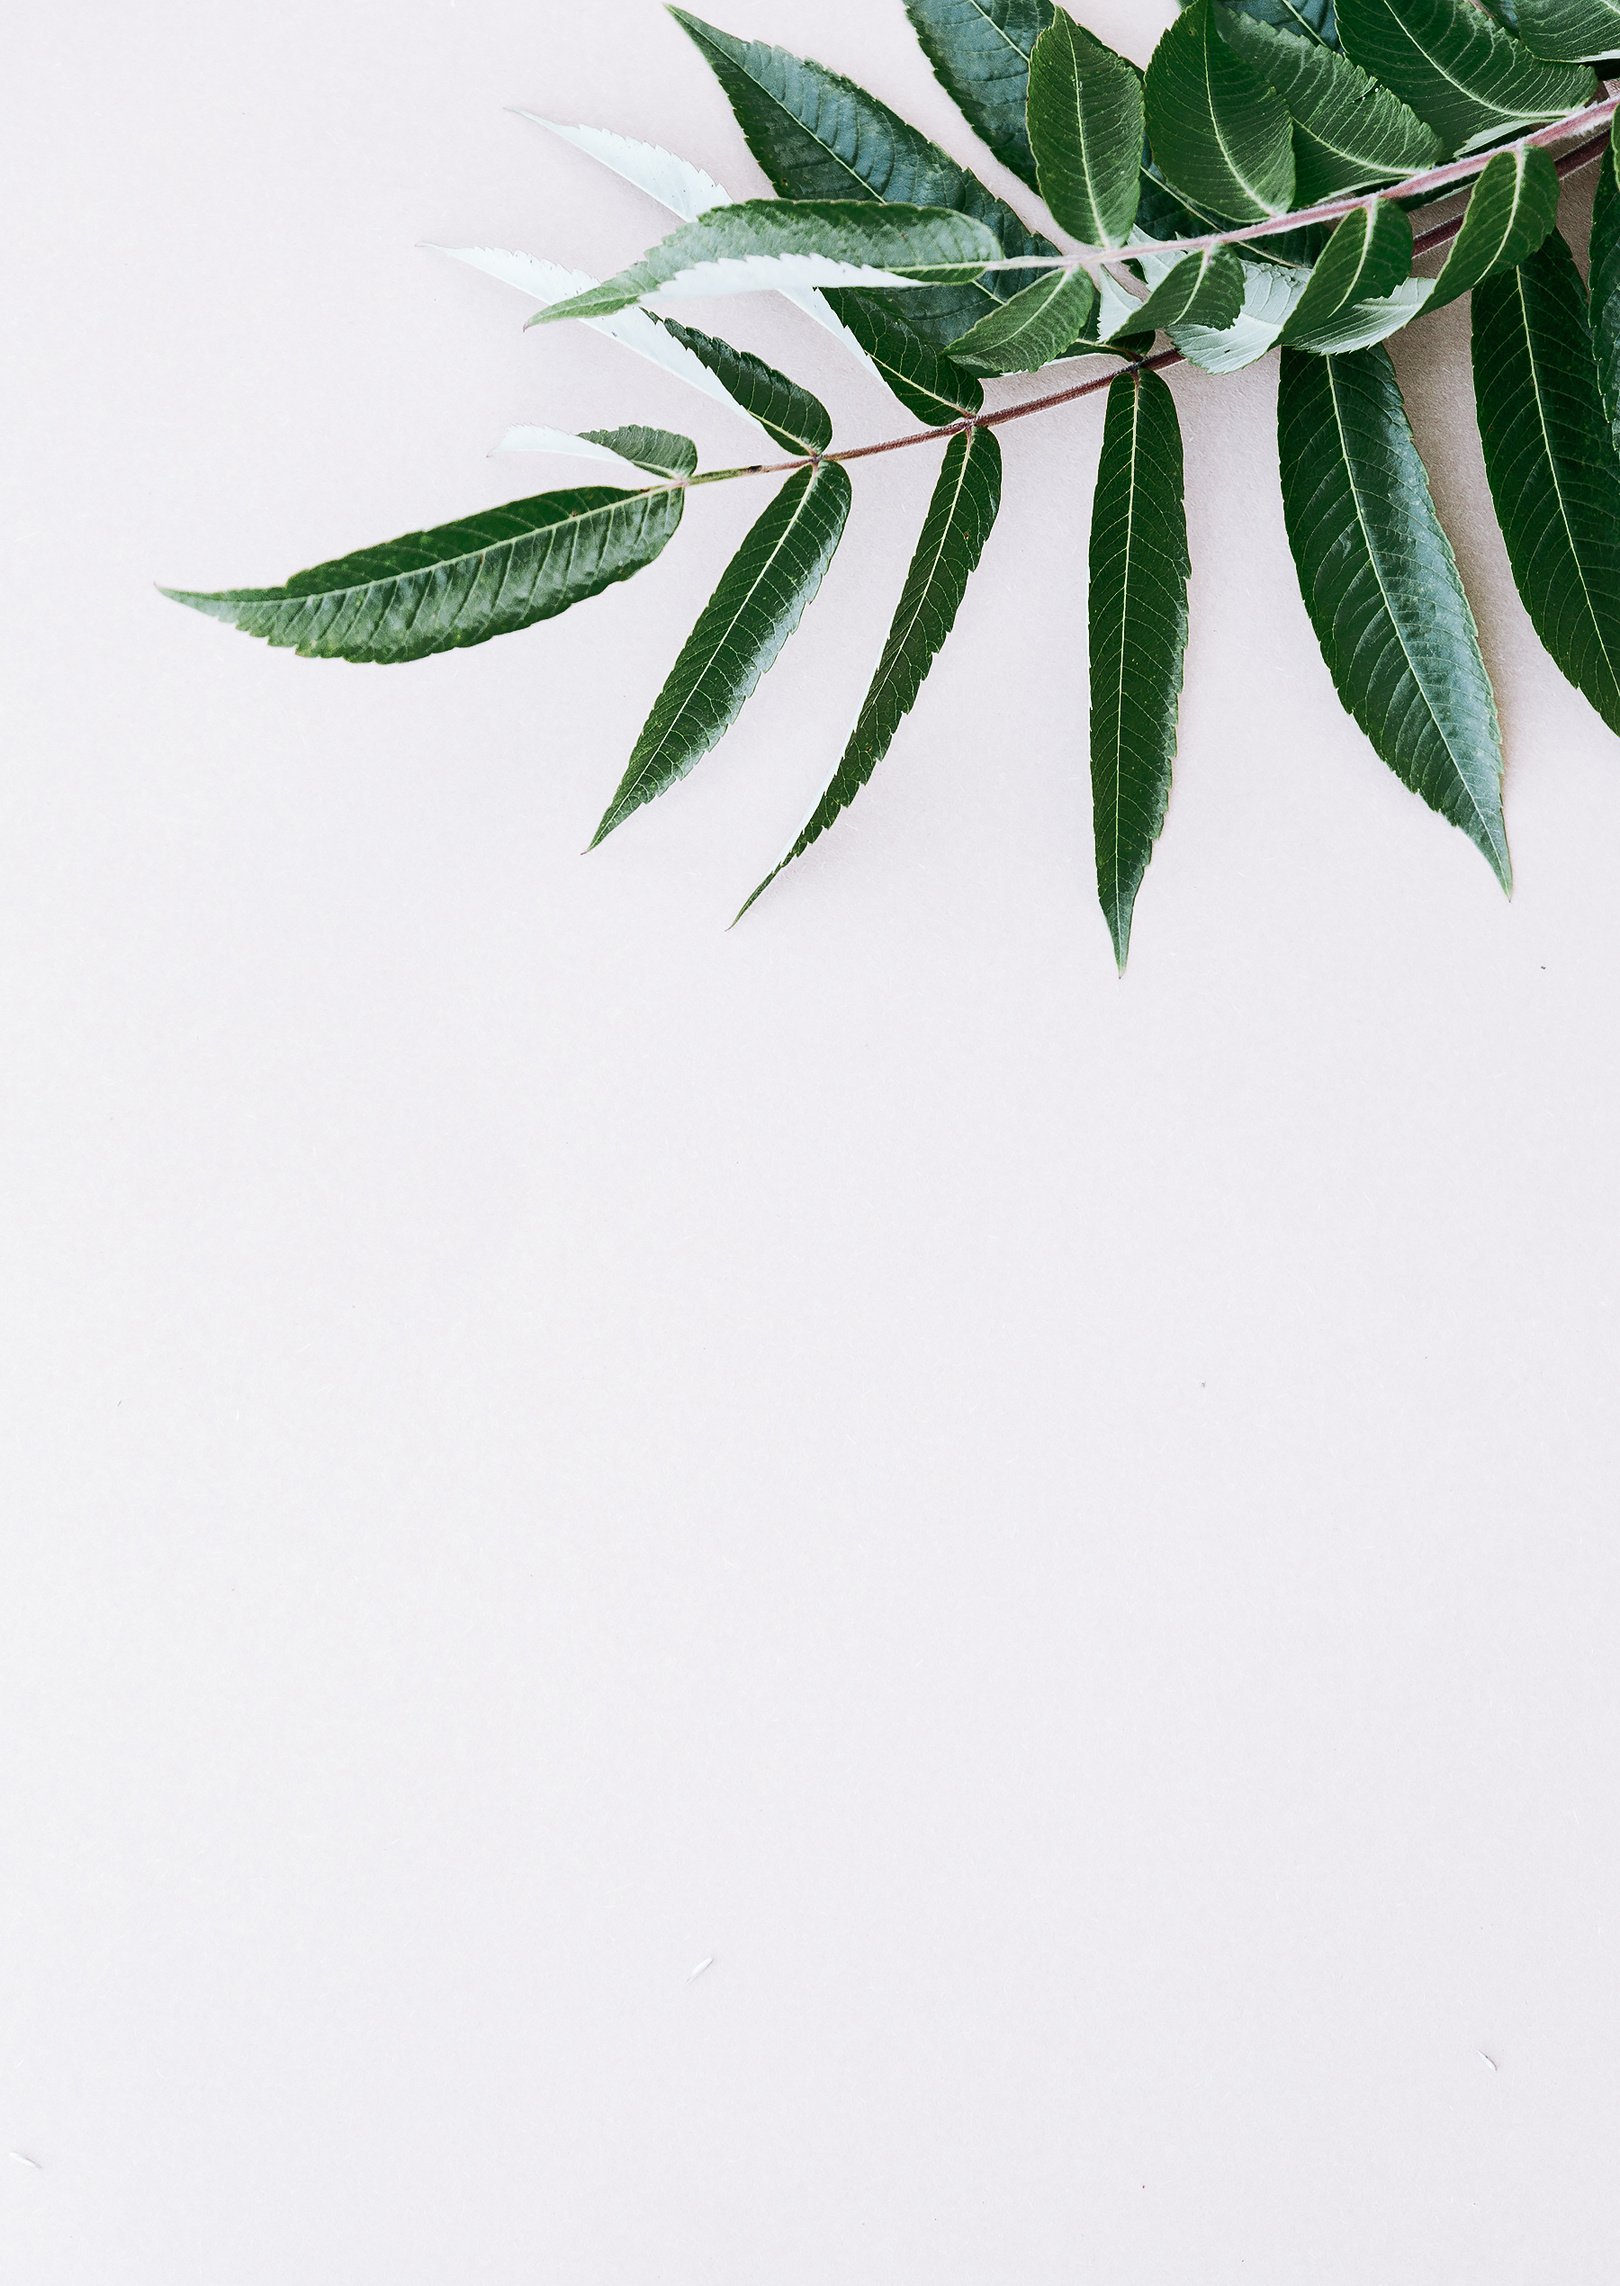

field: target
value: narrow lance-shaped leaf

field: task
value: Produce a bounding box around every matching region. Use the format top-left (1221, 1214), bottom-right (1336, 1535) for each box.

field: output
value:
top-left (659, 324), bottom-right (833, 452)
top-left (1473, 233), bottom-right (1620, 735)
top-left (823, 294), bottom-right (986, 420)
top-left (949, 268), bottom-right (1099, 373)
top-left (1512, 0), bottom-right (1620, 59)
top-left (1089, 366), bottom-right (1191, 971)
top-left (1027, 14), bottom-right (1144, 248)
top-left (530, 202), bottom-right (1004, 326)
top-left (1334, 0), bottom-right (1594, 154)
top-left (162, 486), bottom-right (685, 665)
top-left (1277, 345), bottom-right (1510, 885)
top-left (1279, 198), bottom-right (1431, 353)
top-left (1425, 142), bottom-right (1560, 312)
top-left (495, 426), bottom-right (698, 480)
top-left (1112, 246), bottom-right (1246, 337)
top-left (900, 0), bottom-right (1055, 188)
top-left (1143, 0), bottom-right (1297, 222)
top-left (594, 460), bottom-right (853, 844)
top-left (1589, 116), bottom-right (1620, 449)
top-left (1216, 9), bottom-right (1441, 199)
top-left (736, 424), bottom-right (1003, 918)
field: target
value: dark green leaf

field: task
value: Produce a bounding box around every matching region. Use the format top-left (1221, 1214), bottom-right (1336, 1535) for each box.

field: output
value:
top-left (1170, 254), bottom-right (1310, 368)
top-left (594, 460), bottom-right (852, 843)
top-left (163, 486), bottom-right (685, 665)
top-left (1473, 232), bottom-right (1620, 734)
top-left (1217, 9), bottom-right (1441, 199)
top-left (1277, 345), bottom-right (1509, 884)
top-left (1144, 0), bottom-right (1296, 222)
top-left (1335, 0), bottom-right (1594, 154)
top-left (823, 294), bottom-right (985, 418)
top-left (1426, 142), bottom-right (1560, 312)
top-left (582, 426), bottom-right (699, 478)
top-left (657, 324), bottom-right (833, 452)
top-left (1512, 0), bottom-right (1620, 59)
top-left (1588, 118), bottom-right (1620, 447)
top-left (1180, 0), bottom-right (1338, 40)
top-left (1089, 367), bottom-right (1191, 971)
top-left (1027, 14), bottom-right (1144, 248)
top-left (948, 267), bottom-right (1098, 371)
top-left (530, 201), bottom-right (1004, 325)
top-left (900, 0), bottom-right (1055, 188)
top-left (1116, 246), bottom-right (1247, 336)
top-left (1280, 199), bottom-right (1431, 352)
top-left (736, 423), bottom-right (1003, 917)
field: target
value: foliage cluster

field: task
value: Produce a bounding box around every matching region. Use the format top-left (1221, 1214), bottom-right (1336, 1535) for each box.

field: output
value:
top-left (168, 0), bottom-right (1620, 965)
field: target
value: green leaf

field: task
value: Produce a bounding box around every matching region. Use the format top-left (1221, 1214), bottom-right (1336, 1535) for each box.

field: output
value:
top-left (948, 267), bottom-right (1098, 372)
top-left (1334, 0), bottom-right (1594, 154)
top-left (670, 10), bottom-right (1057, 342)
top-left (1512, 0), bottom-right (1620, 59)
top-left (1027, 14), bottom-right (1144, 248)
top-left (1473, 232), bottom-right (1620, 735)
top-left (1114, 246), bottom-right (1247, 336)
top-left (1143, 0), bottom-right (1296, 222)
top-left (1588, 118), bottom-right (1620, 447)
top-left (529, 201), bottom-right (1004, 325)
top-left (900, 0), bottom-right (1055, 188)
top-left (1181, 0), bottom-right (1339, 39)
top-left (593, 460), bottom-right (852, 843)
top-left (1426, 142), bottom-right (1561, 312)
top-left (1216, 9), bottom-right (1441, 199)
top-left (822, 294), bottom-right (986, 418)
top-left (1089, 367), bottom-right (1191, 971)
top-left (163, 486), bottom-right (685, 665)
top-left (736, 423), bottom-right (1003, 917)
top-left (1170, 254), bottom-right (1310, 368)
top-left (495, 426), bottom-right (699, 481)
top-left (1277, 345), bottom-right (1509, 885)
top-left (657, 323), bottom-right (833, 452)
top-left (1280, 199), bottom-right (1431, 352)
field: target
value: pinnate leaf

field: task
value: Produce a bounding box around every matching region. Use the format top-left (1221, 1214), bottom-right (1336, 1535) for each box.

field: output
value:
top-left (1027, 13), bottom-right (1144, 248)
top-left (594, 460), bottom-right (853, 843)
top-left (1277, 345), bottom-right (1509, 884)
top-left (1334, 0), bottom-right (1594, 154)
top-left (1216, 9), bottom-right (1440, 199)
top-left (1144, 0), bottom-right (1297, 222)
top-left (901, 0), bottom-right (1055, 188)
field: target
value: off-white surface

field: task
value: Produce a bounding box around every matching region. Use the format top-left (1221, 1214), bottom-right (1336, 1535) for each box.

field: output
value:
top-left (5, 3), bottom-right (1620, 2279)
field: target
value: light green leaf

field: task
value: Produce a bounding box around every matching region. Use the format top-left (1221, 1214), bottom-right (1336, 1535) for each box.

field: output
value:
top-left (948, 267), bottom-right (1099, 372)
top-left (1171, 254), bottom-right (1310, 368)
top-left (1589, 118), bottom-right (1620, 448)
top-left (1473, 232), bottom-right (1620, 734)
top-left (736, 423), bottom-right (1003, 917)
top-left (1512, 0), bottom-right (1620, 59)
top-left (822, 295), bottom-right (986, 419)
top-left (529, 201), bottom-right (1004, 325)
top-left (1144, 0), bottom-right (1296, 222)
top-left (1089, 366), bottom-right (1191, 971)
top-left (1426, 142), bottom-right (1561, 312)
top-left (1277, 345), bottom-right (1509, 884)
top-left (1027, 14), bottom-right (1144, 248)
top-left (1334, 0), bottom-right (1594, 154)
top-left (901, 0), bottom-right (1056, 188)
top-left (163, 486), bottom-right (685, 665)
top-left (1217, 9), bottom-right (1441, 199)
top-left (594, 460), bottom-right (853, 843)
top-left (658, 323), bottom-right (834, 452)
top-left (670, 10), bottom-right (1058, 342)
top-left (495, 425), bottom-right (699, 480)
top-left (1280, 199), bottom-right (1430, 352)
top-left (1112, 246), bottom-right (1247, 336)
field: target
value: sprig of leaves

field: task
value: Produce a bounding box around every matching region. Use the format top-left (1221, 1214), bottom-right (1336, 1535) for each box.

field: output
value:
top-left (167, 0), bottom-right (1620, 970)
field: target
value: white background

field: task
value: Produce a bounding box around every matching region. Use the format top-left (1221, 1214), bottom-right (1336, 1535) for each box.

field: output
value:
top-left (5, 2), bottom-right (1620, 2278)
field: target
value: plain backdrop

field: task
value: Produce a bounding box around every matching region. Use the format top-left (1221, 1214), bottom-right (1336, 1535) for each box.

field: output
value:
top-left (5, 2), bottom-right (1620, 2279)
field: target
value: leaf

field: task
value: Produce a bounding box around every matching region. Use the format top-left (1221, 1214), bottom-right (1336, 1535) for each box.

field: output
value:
top-left (1222, 0), bottom-right (1339, 39)
top-left (1426, 142), bottom-right (1561, 312)
top-left (670, 9), bottom-right (1057, 343)
top-left (1027, 13), bottom-right (1144, 248)
top-left (1511, 0), bottom-right (1620, 59)
top-left (1276, 345), bottom-right (1509, 884)
top-left (1216, 10), bottom-right (1441, 200)
top-left (900, 0), bottom-right (1056, 188)
top-left (163, 486), bottom-right (685, 665)
top-left (1589, 118), bottom-right (1620, 447)
top-left (736, 423), bottom-right (1003, 917)
top-left (1473, 232), bottom-right (1620, 735)
top-left (1112, 246), bottom-right (1247, 336)
top-left (948, 267), bottom-right (1099, 372)
top-left (658, 323), bottom-right (834, 451)
top-left (1170, 253), bottom-right (1310, 368)
top-left (1279, 198), bottom-right (1431, 353)
top-left (594, 460), bottom-right (853, 843)
top-left (1143, 0), bottom-right (1297, 223)
top-left (1089, 367), bottom-right (1191, 971)
top-left (495, 425), bottom-right (699, 480)
top-left (1334, 0), bottom-right (1594, 155)
top-left (822, 294), bottom-right (986, 418)
top-left (529, 201), bottom-right (1004, 325)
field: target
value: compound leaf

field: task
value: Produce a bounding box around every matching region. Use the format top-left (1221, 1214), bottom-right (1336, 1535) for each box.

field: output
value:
top-left (594, 459), bottom-right (853, 842)
top-left (1217, 9), bottom-right (1441, 199)
top-left (736, 423), bottom-right (1003, 916)
top-left (1144, 0), bottom-right (1296, 222)
top-left (900, 0), bottom-right (1055, 188)
top-left (1334, 0), bottom-right (1594, 154)
top-left (164, 487), bottom-right (685, 665)
top-left (1426, 142), bottom-right (1561, 311)
top-left (1277, 344), bottom-right (1508, 883)
top-left (948, 267), bottom-right (1099, 371)
top-left (1027, 13), bottom-right (1144, 248)
top-left (1473, 232), bottom-right (1620, 735)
